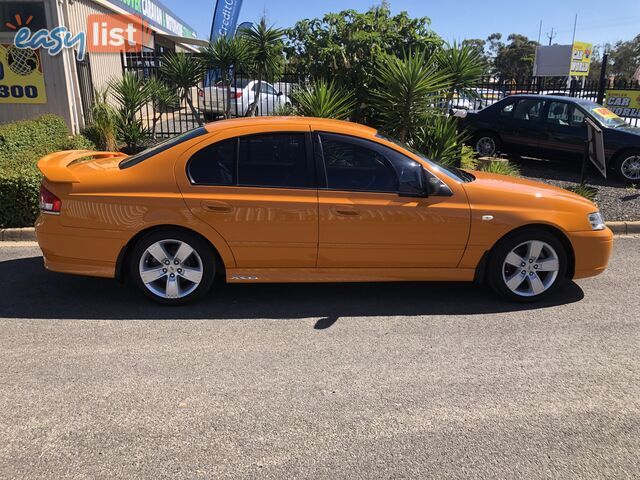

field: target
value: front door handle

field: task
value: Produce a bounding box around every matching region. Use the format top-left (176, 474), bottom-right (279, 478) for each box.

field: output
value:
top-left (332, 206), bottom-right (360, 217)
top-left (201, 200), bottom-right (233, 213)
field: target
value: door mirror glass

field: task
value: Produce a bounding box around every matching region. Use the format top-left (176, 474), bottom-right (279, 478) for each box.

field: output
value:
top-left (424, 169), bottom-right (453, 197)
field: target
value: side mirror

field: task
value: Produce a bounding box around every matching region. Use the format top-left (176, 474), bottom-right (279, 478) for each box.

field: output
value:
top-left (424, 169), bottom-right (453, 197)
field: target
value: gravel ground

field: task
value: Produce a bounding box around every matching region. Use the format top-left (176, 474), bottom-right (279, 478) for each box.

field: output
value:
top-left (514, 157), bottom-right (640, 222)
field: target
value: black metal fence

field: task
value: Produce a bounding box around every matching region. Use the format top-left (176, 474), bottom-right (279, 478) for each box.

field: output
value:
top-left (121, 52), bottom-right (306, 138)
top-left (119, 52), bottom-right (640, 137)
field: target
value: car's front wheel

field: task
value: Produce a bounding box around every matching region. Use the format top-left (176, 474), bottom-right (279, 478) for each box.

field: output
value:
top-left (474, 133), bottom-right (500, 157)
top-left (130, 230), bottom-right (215, 305)
top-left (487, 229), bottom-right (567, 302)
top-left (614, 150), bottom-right (640, 183)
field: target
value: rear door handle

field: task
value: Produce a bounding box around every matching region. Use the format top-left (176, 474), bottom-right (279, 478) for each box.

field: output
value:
top-left (201, 200), bottom-right (233, 213)
top-left (332, 207), bottom-right (360, 217)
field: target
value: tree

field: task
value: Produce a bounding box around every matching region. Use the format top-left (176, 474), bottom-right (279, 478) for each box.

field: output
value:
top-left (492, 34), bottom-right (539, 79)
top-left (609, 35), bottom-right (640, 80)
top-left (146, 77), bottom-right (179, 138)
top-left (110, 73), bottom-right (153, 152)
top-left (285, 5), bottom-right (441, 121)
top-left (160, 53), bottom-right (205, 126)
top-left (241, 17), bottom-right (285, 116)
top-left (371, 49), bottom-right (450, 143)
top-left (201, 36), bottom-right (251, 119)
top-left (436, 41), bottom-right (486, 107)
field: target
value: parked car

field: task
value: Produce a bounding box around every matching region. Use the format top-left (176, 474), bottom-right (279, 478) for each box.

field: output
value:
top-left (36, 117), bottom-right (612, 305)
top-left (460, 94), bottom-right (640, 182)
top-left (449, 88), bottom-right (504, 111)
top-left (197, 79), bottom-right (291, 118)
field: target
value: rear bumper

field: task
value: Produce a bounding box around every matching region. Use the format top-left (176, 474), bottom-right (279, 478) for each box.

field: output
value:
top-left (35, 214), bottom-right (127, 279)
top-left (568, 228), bottom-right (614, 279)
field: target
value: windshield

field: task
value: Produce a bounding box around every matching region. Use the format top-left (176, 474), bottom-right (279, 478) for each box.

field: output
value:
top-left (376, 132), bottom-right (474, 183)
top-left (581, 102), bottom-right (628, 127)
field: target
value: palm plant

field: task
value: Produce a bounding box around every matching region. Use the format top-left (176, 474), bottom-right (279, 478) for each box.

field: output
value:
top-left (201, 36), bottom-right (251, 119)
top-left (241, 17), bottom-right (285, 116)
top-left (292, 80), bottom-right (355, 119)
top-left (411, 114), bottom-right (469, 167)
top-left (436, 41), bottom-right (486, 110)
top-left (110, 73), bottom-right (154, 152)
top-left (87, 88), bottom-right (118, 151)
top-left (160, 52), bottom-right (205, 126)
top-left (371, 50), bottom-right (451, 142)
top-left (146, 77), bottom-right (179, 138)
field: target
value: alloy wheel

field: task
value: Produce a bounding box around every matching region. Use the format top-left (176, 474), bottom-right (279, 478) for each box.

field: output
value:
top-left (501, 240), bottom-right (560, 297)
top-left (621, 155), bottom-right (640, 181)
top-left (138, 239), bottom-right (203, 299)
top-left (476, 136), bottom-right (496, 156)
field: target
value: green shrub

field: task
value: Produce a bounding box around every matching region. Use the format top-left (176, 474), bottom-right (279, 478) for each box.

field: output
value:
top-left (0, 165), bottom-right (41, 228)
top-left (566, 184), bottom-right (598, 202)
top-left (0, 115), bottom-right (69, 157)
top-left (460, 145), bottom-right (478, 170)
top-left (480, 160), bottom-right (521, 176)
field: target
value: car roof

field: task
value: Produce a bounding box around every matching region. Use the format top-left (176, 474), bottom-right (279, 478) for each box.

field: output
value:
top-left (204, 116), bottom-right (378, 136)
top-left (507, 94), bottom-right (595, 104)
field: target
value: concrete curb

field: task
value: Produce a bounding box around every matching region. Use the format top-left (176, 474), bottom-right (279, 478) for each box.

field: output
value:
top-left (2, 223), bottom-right (640, 243)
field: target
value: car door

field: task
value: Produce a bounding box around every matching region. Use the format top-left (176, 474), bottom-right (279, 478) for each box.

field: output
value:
top-left (316, 133), bottom-right (470, 268)
top-left (500, 98), bottom-right (546, 155)
top-left (177, 128), bottom-right (318, 268)
top-left (539, 100), bottom-right (587, 161)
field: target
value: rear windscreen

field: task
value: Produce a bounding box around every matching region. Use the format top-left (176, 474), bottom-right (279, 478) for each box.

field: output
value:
top-left (119, 128), bottom-right (208, 169)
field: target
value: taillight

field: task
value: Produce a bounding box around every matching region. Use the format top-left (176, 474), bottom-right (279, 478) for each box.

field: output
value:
top-left (39, 184), bottom-right (61, 214)
top-left (233, 90), bottom-right (243, 99)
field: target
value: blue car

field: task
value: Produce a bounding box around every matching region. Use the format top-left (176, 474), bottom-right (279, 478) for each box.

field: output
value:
top-left (460, 94), bottom-right (640, 182)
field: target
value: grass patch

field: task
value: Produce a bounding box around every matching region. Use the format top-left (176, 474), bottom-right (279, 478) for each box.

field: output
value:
top-left (566, 184), bottom-right (598, 202)
top-left (479, 160), bottom-right (521, 176)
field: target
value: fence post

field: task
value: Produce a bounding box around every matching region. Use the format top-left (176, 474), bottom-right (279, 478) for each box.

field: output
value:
top-left (596, 53), bottom-right (608, 105)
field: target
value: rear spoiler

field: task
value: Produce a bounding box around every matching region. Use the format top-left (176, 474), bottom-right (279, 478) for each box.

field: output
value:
top-left (37, 150), bottom-right (127, 183)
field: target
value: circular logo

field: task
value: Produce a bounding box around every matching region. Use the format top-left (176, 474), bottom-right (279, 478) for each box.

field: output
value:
top-left (6, 45), bottom-right (39, 76)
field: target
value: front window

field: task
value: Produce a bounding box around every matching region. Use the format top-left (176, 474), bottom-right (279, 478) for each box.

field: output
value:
top-left (513, 99), bottom-right (543, 121)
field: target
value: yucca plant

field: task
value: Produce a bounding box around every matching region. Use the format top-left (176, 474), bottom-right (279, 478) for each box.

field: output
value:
top-left (87, 88), bottom-right (118, 151)
top-left (160, 53), bottom-right (205, 126)
top-left (146, 77), bottom-right (179, 138)
top-left (372, 50), bottom-right (451, 142)
top-left (110, 73), bottom-right (153, 152)
top-left (292, 80), bottom-right (355, 119)
top-left (411, 114), bottom-right (469, 167)
top-left (201, 36), bottom-right (251, 119)
top-left (241, 17), bottom-right (284, 116)
top-left (436, 41), bottom-right (486, 110)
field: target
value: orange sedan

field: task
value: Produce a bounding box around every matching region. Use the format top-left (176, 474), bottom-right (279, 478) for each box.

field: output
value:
top-left (35, 117), bottom-right (613, 305)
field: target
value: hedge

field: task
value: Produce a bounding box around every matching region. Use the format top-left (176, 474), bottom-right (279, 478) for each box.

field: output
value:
top-left (0, 115), bottom-right (95, 228)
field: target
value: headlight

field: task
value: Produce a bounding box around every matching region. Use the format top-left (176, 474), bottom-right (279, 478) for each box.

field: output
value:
top-left (588, 212), bottom-right (605, 231)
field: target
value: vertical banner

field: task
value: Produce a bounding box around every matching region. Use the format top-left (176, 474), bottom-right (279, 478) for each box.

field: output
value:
top-left (210, 0), bottom-right (244, 41)
top-left (570, 41), bottom-right (593, 77)
top-left (0, 44), bottom-right (47, 104)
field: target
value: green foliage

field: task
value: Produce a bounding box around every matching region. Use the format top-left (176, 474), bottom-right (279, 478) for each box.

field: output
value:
top-left (285, 5), bottom-right (441, 121)
top-left (241, 17), bottom-right (285, 117)
top-left (371, 49), bottom-right (450, 142)
top-left (201, 36), bottom-right (251, 119)
top-left (0, 115), bottom-right (68, 157)
top-left (567, 184), bottom-right (598, 202)
top-left (110, 73), bottom-right (153, 152)
top-left (490, 33), bottom-right (539, 79)
top-left (0, 115), bottom-right (94, 227)
top-left (460, 145), bottom-right (478, 170)
top-left (410, 114), bottom-right (469, 167)
top-left (273, 103), bottom-right (297, 116)
top-left (146, 77), bottom-right (180, 137)
top-left (480, 160), bottom-right (521, 176)
top-left (160, 52), bottom-right (204, 125)
top-left (292, 80), bottom-right (355, 119)
top-left (436, 41), bottom-right (486, 105)
top-left (85, 88), bottom-right (118, 151)
top-left (608, 34), bottom-right (640, 80)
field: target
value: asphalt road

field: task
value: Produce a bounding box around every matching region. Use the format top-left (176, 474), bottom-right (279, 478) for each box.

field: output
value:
top-left (0, 239), bottom-right (638, 479)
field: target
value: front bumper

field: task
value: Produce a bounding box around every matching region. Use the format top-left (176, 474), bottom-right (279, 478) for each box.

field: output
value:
top-left (568, 228), bottom-right (614, 279)
top-left (35, 214), bottom-right (127, 279)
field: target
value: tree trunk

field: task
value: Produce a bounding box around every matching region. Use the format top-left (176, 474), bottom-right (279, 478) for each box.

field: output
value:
top-left (185, 90), bottom-right (204, 127)
top-left (247, 68), bottom-right (263, 117)
top-left (222, 71), bottom-right (232, 119)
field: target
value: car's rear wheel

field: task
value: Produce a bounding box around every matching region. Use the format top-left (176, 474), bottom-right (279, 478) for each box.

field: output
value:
top-left (130, 230), bottom-right (215, 305)
top-left (474, 133), bottom-right (500, 157)
top-left (614, 150), bottom-right (640, 183)
top-left (487, 229), bottom-right (567, 302)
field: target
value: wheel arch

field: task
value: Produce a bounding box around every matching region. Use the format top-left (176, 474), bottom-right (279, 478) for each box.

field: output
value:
top-left (115, 225), bottom-right (228, 283)
top-left (477, 223), bottom-right (576, 283)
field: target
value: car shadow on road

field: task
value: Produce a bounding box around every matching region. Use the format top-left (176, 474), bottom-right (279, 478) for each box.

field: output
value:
top-left (0, 256), bottom-right (584, 321)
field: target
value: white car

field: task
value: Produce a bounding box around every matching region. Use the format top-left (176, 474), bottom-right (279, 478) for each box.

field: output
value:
top-left (198, 79), bottom-right (291, 118)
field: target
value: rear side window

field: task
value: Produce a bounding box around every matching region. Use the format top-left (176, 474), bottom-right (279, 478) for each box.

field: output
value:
top-left (513, 99), bottom-right (543, 121)
top-left (500, 101), bottom-right (516, 116)
top-left (238, 133), bottom-right (308, 188)
top-left (187, 138), bottom-right (236, 185)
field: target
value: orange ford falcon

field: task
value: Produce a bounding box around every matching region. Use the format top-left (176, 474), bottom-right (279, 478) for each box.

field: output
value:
top-left (35, 117), bottom-right (613, 305)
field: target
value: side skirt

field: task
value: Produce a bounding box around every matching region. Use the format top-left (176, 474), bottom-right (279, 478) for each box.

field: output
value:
top-left (226, 267), bottom-right (475, 284)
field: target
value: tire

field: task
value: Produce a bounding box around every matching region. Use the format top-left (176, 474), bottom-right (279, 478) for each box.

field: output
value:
top-left (130, 230), bottom-right (216, 305)
top-left (613, 149), bottom-right (640, 183)
top-left (487, 229), bottom-right (567, 302)
top-left (473, 132), bottom-right (500, 157)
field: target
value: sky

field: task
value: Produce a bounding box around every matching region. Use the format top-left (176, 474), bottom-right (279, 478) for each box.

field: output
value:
top-left (162, 0), bottom-right (640, 48)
